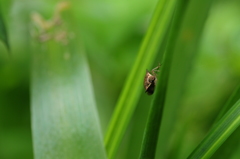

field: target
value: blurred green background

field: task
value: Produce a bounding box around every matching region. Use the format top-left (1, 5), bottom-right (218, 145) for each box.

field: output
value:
top-left (0, 0), bottom-right (240, 159)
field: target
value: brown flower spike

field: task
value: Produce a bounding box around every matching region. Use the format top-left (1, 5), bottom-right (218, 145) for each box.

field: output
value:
top-left (144, 64), bottom-right (161, 95)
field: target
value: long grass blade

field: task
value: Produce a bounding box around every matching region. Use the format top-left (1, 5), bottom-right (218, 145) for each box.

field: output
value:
top-left (104, 0), bottom-right (177, 158)
top-left (139, 0), bottom-right (190, 158)
top-left (155, 0), bottom-right (214, 157)
top-left (187, 99), bottom-right (240, 159)
top-left (214, 84), bottom-right (240, 123)
top-left (210, 84), bottom-right (240, 158)
top-left (0, 3), bottom-right (9, 51)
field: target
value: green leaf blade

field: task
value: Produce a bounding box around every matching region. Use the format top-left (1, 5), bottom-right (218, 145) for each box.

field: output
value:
top-left (187, 99), bottom-right (240, 159)
top-left (104, 0), bottom-right (178, 158)
top-left (0, 5), bottom-right (10, 51)
top-left (214, 84), bottom-right (240, 123)
top-left (155, 0), bottom-right (214, 157)
top-left (31, 40), bottom-right (106, 159)
top-left (212, 84), bottom-right (240, 159)
top-left (139, 0), bottom-right (191, 158)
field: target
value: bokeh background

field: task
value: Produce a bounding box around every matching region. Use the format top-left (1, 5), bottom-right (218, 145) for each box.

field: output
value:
top-left (0, 0), bottom-right (240, 158)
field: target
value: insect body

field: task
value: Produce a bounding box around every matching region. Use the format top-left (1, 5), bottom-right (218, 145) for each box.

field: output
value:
top-left (144, 64), bottom-right (161, 95)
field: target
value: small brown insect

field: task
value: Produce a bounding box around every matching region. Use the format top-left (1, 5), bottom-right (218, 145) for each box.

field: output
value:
top-left (144, 64), bottom-right (161, 95)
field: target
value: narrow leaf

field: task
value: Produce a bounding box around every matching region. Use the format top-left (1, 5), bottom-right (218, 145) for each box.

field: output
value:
top-left (139, 0), bottom-right (190, 158)
top-left (155, 0), bottom-right (214, 157)
top-left (104, 0), bottom-right (177, 158)
top-left (0, 3), bottom-right (10, 50)
top-left (214, 84), bottom-right (240, 123)
top-left (211, 84), bottom-right (240, 158)
top-left (187, 99), bottom-right (240, 159)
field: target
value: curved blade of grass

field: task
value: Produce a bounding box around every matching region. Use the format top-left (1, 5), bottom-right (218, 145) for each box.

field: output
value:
top-left (155, 0), bottom-right (214, 157)
top-left (210, 84), bottom-right (240, 159)
top-left (212, 127), bottom-right (240, 159)
top-left (104, 0), bottom-right (177, 158)
top-left (214, 84), bottom-right (240, 123)
top-left (187, 99), bottom-right (240, 159)
top-left (139, 0), bottom-right (190, 158)
top-left (0, 3), bottom-right (10, 50)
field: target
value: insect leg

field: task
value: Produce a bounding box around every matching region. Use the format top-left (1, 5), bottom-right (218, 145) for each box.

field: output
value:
top-left (151, 63), bottom-right (161, 76)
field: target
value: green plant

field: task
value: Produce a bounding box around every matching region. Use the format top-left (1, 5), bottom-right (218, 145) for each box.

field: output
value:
top-left (0, 0), bottom-right (240, 159)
